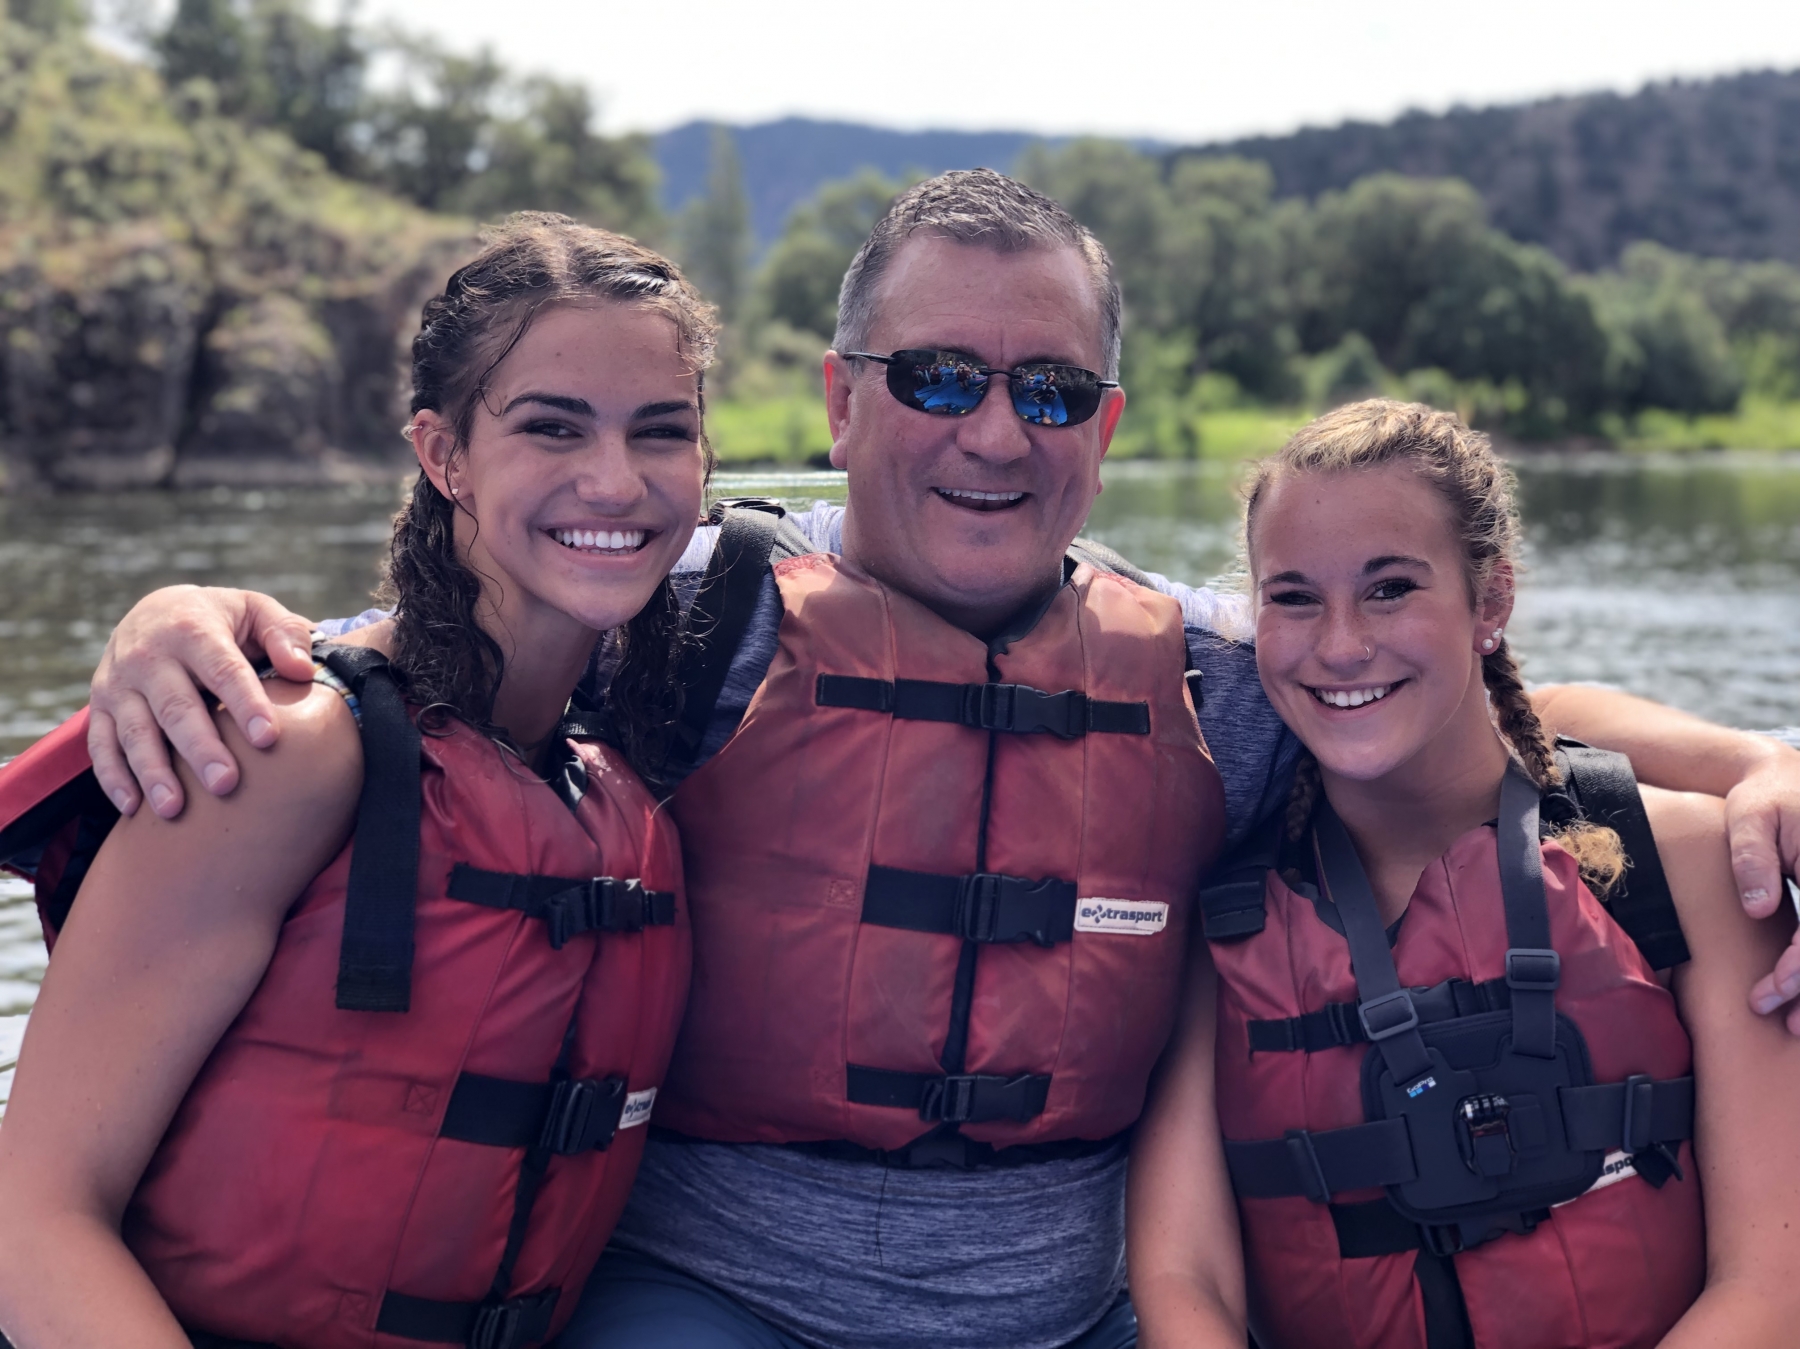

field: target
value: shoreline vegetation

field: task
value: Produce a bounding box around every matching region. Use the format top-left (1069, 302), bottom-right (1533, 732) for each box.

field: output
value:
top-left (2, 4), bottom-right (1798, 491)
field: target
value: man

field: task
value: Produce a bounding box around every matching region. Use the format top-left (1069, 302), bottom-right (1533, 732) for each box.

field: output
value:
top-left (82, 171), bottom-right (1800, 1349)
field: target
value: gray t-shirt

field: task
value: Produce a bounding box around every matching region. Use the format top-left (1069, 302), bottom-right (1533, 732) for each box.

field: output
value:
top-left (324, 504), bottom-right (1298, 1349)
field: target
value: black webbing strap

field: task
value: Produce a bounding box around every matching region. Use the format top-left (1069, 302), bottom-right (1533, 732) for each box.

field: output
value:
top-left (815, 674), bottom-right (1150, 737)
top-left (184, 1333), bottom-right (279, 1349)
top-left (1197, 813), bottom-right (1279, 940)
top-left (440, 1071), bottom-right (629, 1154)
top-left (320, 646), bottom-right (422, 1013)
top-left (376, 1289), bottom-right (558, 1349)
top-left (845, 1064), bottom-right (1052, 1124)
top-left (668, 503), bottom-right (787, 767)
top-left (1557, 741), bottom-right (1690, 969)
top-left (1223, 1118), bottom-right (1418, 1200)
top-left (861, 864), bottom-right (1076, 946)
top-left (1496, 762), bottom-right (1560, 1060)
top-left (1560, 1073), bottom-right (1694, 1151)
top-left (1314, 802), bottom-right (1436, 1091)
top-left (1247, 976), bottom-right (1513, 1053)
top-left (447, 864), bottom-right (676, 949)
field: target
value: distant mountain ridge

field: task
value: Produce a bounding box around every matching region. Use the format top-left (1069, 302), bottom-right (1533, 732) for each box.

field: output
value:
top-left (655, 68), bottom-right (1800, 267)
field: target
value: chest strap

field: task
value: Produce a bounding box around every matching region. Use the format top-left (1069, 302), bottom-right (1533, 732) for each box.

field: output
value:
top-left (845, 1064), bottom-right (1052, 1124)
top-left (1224, 1073), bottom-right (1693, 1202)
top-left (861, 864), bottom-right (1076, 946)
top-left (447, 864), bottom-right (675, 949)
top-left (376, 1289), bottom-right (559, 1349)
top-left (816, 674), bottom-right (1149, 738)
top-left (1248, 976), bottom-right (1513, 1053)
top-left (440, 1071), bottom-right (632, 1155)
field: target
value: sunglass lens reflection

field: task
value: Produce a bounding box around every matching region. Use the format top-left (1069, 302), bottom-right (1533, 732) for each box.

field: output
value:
top-left (1011, 368), bottom-right (1076, 427)
top-left (895, 351), bottom-right (989, 415)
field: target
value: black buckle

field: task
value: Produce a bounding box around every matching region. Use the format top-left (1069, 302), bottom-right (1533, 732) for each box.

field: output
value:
top-left (1419, 1222), bottom-right (1465, 1257)
top-left (539, 1075), bottom-right (627, 1154)
top-left (1357, 989), bottom-right (1420, 1043)
top-left (1283, 1129), bottom-right (1332, 1204)
top-left (918, 1072), bottom-right (1048, 1124)
top-left (1505, 947), bottom-right (1561, 992)
top-left (958, 683), bottom-right (1083, 737)
top-left (1324, 1000), bottom-right (1359, 1046)
top-left (1620, 1073), bottom-right (1655, 1152)
top-left (952, 873), bottom-right (1064, 946)
top-left (545, 878), bottom-right (647, 948)
top-left (468, 1290), bottom-right (558, 1349)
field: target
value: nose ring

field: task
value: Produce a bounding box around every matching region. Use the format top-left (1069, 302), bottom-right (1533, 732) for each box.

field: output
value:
top-left (1361, 643), bottom-right (1373, 662)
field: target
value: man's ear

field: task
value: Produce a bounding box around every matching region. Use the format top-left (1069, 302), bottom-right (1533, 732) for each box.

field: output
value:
top-left (410, 412), bottom-right (460, 503)
top-left (824, 352), bottom-right (854, 469)
top-left (1096, 387), bottom-right (1126, 459)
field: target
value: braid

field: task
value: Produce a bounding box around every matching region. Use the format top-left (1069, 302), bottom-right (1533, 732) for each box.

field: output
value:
top-left (1481, 642), bottom-right (1559, 790)
top-left (1285, 751), bottom-right (1322, 843)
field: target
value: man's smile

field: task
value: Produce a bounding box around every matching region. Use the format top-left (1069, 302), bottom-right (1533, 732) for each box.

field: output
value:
top-left (934, 487), bottom-right (1028, 513)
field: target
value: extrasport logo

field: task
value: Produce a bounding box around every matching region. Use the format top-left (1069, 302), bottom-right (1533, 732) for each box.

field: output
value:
top-left (1075, 898), bottom-right (1169, 936)
top-left (620, 1087), bottom-right (657, 1130)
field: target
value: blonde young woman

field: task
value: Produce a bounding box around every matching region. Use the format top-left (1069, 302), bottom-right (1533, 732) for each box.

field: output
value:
top-left (1129, 401), bottom-right (1800, 1349)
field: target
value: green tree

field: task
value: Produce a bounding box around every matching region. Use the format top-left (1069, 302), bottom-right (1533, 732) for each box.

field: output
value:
top-left (1588, 245), bottom-right (1745, 414)
top-left (677, 127), bottom-right (751, 323)
top-left (755, 169), bottom-right (903, 340)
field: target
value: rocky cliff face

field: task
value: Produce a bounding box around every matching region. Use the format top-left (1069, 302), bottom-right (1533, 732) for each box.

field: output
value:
top-left (0, 21), bottom-right (471, 491)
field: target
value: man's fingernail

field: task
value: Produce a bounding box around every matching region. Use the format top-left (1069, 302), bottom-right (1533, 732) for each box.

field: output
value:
top-left (1781, 974), bottom-right (1800, 1001)
top-left (247, 716), bottom-right (273, 744)
top-left (1743, 887), bottom-right (1770, 906)
top-left (289, 642), bottom-right (312, 663)
top-left (202, 762), bottom-right (230, 792)
top-left (1754, 991), bottom-right (1783, 1015)
top-left (109, 788), bottom-right (134, 813)
top-left (149, 784), bottom-right (176, 814)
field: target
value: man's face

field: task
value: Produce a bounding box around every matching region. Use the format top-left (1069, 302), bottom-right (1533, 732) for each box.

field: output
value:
top-left (824, 236), bottom-right (1125, 634)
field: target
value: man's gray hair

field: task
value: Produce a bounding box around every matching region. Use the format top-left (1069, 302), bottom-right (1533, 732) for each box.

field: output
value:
top-left (832, 168), bottom-right (1123, 380)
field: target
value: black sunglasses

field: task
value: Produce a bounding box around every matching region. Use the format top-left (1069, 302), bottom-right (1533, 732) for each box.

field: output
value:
top-left (846, 349), bottom-right (1119, 428)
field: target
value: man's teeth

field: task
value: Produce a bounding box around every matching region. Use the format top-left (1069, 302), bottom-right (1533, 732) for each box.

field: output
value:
top-left (553, 528), bottom-right (645, 552)
top-left (939, 488), bottom-right (1024, 502)
top-left (1312, 684), bottom-right (1393, 709)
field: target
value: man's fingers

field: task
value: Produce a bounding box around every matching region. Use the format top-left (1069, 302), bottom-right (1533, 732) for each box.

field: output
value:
top-left (1725, 792), bottom-right (1783, 917)
top-left (201, 640), bottom-right (283, 752)
top-left (242, 592), bottom-right (314, 683)
top-left (1751, 932), bottom-right (1800, 1017)
top-left (113, 691), bottom-right (185, 819)
top-left (86, 707), bottom-right (140, 817)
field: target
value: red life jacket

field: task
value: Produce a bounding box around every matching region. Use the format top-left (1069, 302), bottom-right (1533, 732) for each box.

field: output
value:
top-left (657, 550), bottom-right (1227, 1152)
top-left (0, 648), bottom-right (691, 1349)
top-left (1204, 758), bottom-right (1702, 1349)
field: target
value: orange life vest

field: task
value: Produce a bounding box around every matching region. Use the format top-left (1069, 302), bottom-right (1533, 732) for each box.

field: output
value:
top-left (0, 648), bottom-right (691, 1349)
top-left (1205, 759), bottom-right (1702, 1349)
top-left (657, 551), bottom-right (1227, 1151)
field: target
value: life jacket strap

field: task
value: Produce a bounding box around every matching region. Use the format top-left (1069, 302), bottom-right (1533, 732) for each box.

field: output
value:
top-left (1247, 976), bottom-right (1513, 1053)
top-left (1329, 1196), bottom-right (1551, 1258)
top-left (861, 864), bottom-right (1076, 946)
top-left (376, 1288), bottom-right (559, 1348)
top-left (440, 1072), bottom-right (630, 1155)
top-left (446, 864), bottom-right (676, 949)
top-left (845, 1064), bottom-right (1052, 1124)
top-left (815, 674), bottom-right (1150, 737)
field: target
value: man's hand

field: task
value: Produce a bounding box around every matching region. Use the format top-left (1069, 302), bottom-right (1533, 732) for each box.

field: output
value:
top-left (88, 586), bottom-right (315, 820)
top-left (1533, 684), bottom-right (1800, 1032)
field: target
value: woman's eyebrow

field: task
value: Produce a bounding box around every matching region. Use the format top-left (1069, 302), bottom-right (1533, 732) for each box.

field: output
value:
top-left (1363, 554), bottom-right (1432, 574)
top-left (500, 392), bottom-right (594, 416)
top-left (1259, 569), bottom-right (1311, 588)
top-left (634, 399), bottom-right (698, 419)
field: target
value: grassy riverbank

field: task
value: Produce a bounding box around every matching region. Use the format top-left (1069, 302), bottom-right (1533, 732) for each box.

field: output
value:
top-left (705, 396), bottom-right (1800, 466)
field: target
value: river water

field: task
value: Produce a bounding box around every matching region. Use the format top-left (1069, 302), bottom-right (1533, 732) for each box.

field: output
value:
top-left (4, 454), bottom-right (1800, 1095)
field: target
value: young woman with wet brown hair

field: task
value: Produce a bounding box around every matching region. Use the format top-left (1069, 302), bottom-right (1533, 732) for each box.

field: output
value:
top-left (0, 213), bottom-right (714, 1349)
top-left (1129, 400), bottom-right (1800, 1349)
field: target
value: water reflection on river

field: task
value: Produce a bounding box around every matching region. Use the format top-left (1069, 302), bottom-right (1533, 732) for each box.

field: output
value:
top-left (2, 455), bottom-right (1799, 1078)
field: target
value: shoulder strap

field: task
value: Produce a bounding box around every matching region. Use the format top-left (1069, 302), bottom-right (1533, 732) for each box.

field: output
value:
top-left (1197, 811), bottom-right (1280, 939)
top-left (1553, 739), bottom-right (1689, 970)
top-left (318, 645), bottom-right (422, 1013)
top-left (666, 499), bottom-right (813, 768)
top-left (1065, 535), bottom-right (1155, 588)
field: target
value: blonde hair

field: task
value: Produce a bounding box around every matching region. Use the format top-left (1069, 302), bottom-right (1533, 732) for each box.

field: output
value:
top-left (1248, 399), bottom-right (1626, 895)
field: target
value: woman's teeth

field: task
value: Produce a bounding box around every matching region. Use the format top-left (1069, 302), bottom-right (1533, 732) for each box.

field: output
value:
top-left (1312, 684), bottom-right (1392, 709)
top-left (938, 488), bottom-right (1025, 503)
top-left (553, 528), bottom-right (645, 552)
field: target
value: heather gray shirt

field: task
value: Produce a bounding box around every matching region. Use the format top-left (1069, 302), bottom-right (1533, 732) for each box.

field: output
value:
top-left (323, 504), bottom-right (1299, 1349)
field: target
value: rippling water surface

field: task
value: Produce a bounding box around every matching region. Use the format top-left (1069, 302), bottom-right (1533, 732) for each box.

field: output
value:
top-left (4, 455), bottom-right (1799, 1095)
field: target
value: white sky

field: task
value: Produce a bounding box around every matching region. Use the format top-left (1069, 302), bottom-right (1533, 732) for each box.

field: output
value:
top-left (354, 0), bottom-right (1800, 142)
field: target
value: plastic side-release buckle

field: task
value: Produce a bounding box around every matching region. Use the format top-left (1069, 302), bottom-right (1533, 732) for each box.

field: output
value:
top-left (540, 1075), bottom-right (628, 1154)
top-left (953, 872), bottom-right (1069, 946)
top-left (1620, 1073), bottom-right (1656, 1153)
top-left (1357, 989), bottom-right (1421, 1044)
top-left (468, 1290), bottom-right (559, 1349)
top-left (920, 1072), bottom-right (1050, 1124)
top-left (1504, 947), bottom-right (1561, 992)
top-left (959, 683), bottom-right (1085, 738)
top-left (545, 878), bottom-right (651, 948)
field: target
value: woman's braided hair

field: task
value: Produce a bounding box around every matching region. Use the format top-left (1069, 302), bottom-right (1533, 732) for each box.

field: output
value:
top-left (381, 212), bottom-right (719, 782)
top-left (1245, 398), bottom-right (1625, 894)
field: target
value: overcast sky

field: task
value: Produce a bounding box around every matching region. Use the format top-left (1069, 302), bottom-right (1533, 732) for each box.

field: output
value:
top-left (351, 0), bottom-right (1800, 142)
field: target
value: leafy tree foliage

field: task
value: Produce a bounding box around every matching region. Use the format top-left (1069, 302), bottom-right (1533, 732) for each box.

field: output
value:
top-left (755, 169), bottom-right (904, 340)
top-left (676, 128), bottom-right (750, 323)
